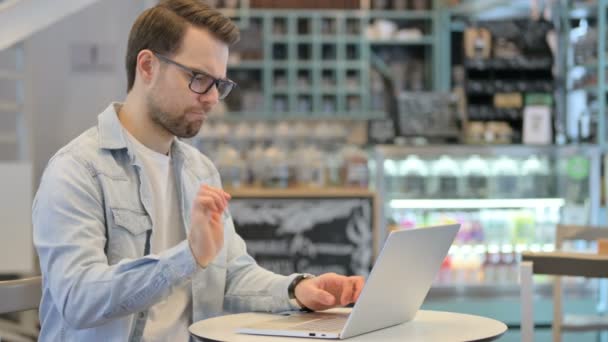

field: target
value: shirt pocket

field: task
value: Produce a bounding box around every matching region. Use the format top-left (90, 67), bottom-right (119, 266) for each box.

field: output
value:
top-left (111, 208), bottom-right (152, 236)
top-left (107, 208), bottom-right (152, 262)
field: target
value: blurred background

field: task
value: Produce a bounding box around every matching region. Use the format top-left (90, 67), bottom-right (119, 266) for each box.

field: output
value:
top-left (2, 0), bottom-right (608, 341)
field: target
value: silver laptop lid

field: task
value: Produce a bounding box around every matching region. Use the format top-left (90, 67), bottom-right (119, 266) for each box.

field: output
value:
top-left (340, 224), bottom-right (460, 339)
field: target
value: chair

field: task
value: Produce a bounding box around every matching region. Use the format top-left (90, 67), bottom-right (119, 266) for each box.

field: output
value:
top-left (0, 276), bottom-right (41, 341)
top-left (520, 225), bottom-right (608, 342)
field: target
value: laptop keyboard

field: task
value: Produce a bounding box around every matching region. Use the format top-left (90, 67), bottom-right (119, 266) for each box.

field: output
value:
top-left (291, 316), bottom-right (347, 332)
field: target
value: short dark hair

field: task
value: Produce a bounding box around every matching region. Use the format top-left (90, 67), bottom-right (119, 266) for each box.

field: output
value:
top-left (125, 0), bottom-right (240, 91)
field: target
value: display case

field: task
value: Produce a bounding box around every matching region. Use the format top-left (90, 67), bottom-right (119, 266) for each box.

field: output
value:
top-left (373, 144), bottom-right (601, 288)
top-left (372, 145), bottom-right (603, 340)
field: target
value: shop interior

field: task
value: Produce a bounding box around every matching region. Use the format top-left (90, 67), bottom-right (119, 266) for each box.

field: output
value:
top-left (1, 0), bottom-right (608, 341)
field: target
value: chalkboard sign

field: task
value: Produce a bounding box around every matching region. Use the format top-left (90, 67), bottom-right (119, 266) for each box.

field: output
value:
top-left (397, 92), bottom-right (460, 138)
top-left (229, 191), bottom-right (375, 277)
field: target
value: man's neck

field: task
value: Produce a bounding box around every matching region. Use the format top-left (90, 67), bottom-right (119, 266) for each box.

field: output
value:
top-left (119, 94), bottom-right (173, 155)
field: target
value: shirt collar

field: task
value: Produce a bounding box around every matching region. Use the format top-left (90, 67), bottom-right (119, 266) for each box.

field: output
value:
top-left (97, 102), bottom-right (189, 169)
top-left (97, 102), bottom-right (129, 151)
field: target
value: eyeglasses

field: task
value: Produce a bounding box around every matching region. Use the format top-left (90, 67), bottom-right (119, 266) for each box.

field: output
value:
top-left (153, 52), bottom-right (236, 100)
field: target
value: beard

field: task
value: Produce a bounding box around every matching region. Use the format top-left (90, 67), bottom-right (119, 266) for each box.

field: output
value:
top-left (146, 92), bottom-right (204, 139)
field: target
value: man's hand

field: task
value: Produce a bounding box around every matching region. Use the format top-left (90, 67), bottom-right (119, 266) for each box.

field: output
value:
top-left (188, 184), bottom-right (231, 268)
top-left (294, 273), bottom-right (365, 311)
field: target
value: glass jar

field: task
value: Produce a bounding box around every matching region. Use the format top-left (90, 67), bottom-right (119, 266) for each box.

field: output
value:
top-left (232, 122), bottom-right (253, 154)
top-left (262, 145), bottom-right (293, 188)
top-left (313, 122), bottom-right (334, 151)
top-left (383, 159), bottom-right (401, 194)
top-left (490, 156), bottom-right (520, 198)
top-left (252, 122), bottom-right (271, 148)
top-left (325, 151), bottom-right (344, 187)
top-left (246, 143), bottom-right (266, 187)
top-left (399, 155), bottom-right (428, 198)
top-left (340, 145), bottom-right (369, 188)
top-left (292, 121), bottom-right (310, 148)
top-left (295, 145), bottom-right (326, 188)
top-left (520, 155), bottom-right (552, 198)
top-left (430, 155), bottom-right (461, 198)
top-left (462, 155), bottom-right (490, 198)
top-left (216, 145), bottom-right (246, 189)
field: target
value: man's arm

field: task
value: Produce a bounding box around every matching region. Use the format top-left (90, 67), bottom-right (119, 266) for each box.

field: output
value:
top-left (221, 221), bottom-right (365, 313)
top-left (221, 220), bottom-right (302, 313)
top-left (33, 153), bottom-right (198, 329)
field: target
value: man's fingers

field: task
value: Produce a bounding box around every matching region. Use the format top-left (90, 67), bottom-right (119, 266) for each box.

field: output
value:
top-left (200, 189), bottom-right (225, 211)
top-left (313, 288), bottom-right (335, 306)
top-left (340, 280), bottom-right (354, 305)
top-left (201, 185), bottom-right (229, 208)
top-left (222, 190), bottom-right (231, 201)
top-left (352, 277), bottom-right (365, 302)
top-left (199, 197), bottom-right (219, 212)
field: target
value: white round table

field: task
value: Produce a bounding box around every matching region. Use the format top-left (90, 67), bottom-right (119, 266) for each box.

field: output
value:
top-left (189, 308), bottom-right (507, 341)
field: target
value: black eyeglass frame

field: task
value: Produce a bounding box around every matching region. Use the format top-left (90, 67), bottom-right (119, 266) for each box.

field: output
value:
top-left (153, 52), bottom-right (236, 99)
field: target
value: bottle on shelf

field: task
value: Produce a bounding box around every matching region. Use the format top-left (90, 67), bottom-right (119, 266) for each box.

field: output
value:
top-left (216, 144), bottom-right (247, 189)
top-left (520, 155), bottom-right (552, 198)
top-left (462, 154), bottom-right (490, 198)
top-left (292, 121), bottom-right (310, 149)
top-left (294, 145), bottom-right (326, 188)
top-left (512, 210), bottom-right (536, 246)
top-left (231, 122), bottom-right (253, 155)
top-left (340, 145), bottom-right (370, 188)
top-left (384, 159), bottom-right (402, 194)
top-left (247, 143), bottom-right (266, 187)
top-left (483, 244), bottom-right (502, 284)
top-left (260, 122), bottom-right (294, 189)
top-left (261, 145), bottom-right (292, 189)
top-left (430, 155), bottom-right (461, 198)
top-left (399, 155), bottom-right (429, 198)
top-left (252, 122), bottom-right (271, 148)
top-left (490, 156), bottom-right (520, 198)
top-left (498, 244), bottom-right (517, 284)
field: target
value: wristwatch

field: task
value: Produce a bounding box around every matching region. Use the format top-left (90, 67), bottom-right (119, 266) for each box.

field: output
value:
top-left (288, 273), bottom-right (315, 311)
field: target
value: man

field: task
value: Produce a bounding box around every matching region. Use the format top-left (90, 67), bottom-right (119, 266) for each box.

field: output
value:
top-left (32, 0), bottom-right (364, 341)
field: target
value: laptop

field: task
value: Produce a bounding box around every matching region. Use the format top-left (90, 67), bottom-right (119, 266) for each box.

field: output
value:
top-left (236, 223), bottom-right (460, 339)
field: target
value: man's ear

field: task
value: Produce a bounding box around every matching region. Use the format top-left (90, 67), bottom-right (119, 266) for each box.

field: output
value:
top-left (136, 49), bottom-right (156, 86)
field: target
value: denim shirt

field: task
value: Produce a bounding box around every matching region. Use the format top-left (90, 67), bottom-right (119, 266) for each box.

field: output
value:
top-left (33, 103), bottom-right (300, 341)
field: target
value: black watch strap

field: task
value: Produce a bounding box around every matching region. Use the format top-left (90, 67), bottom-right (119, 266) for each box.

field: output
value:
top-left (288, 274), bottom-right (315, 312)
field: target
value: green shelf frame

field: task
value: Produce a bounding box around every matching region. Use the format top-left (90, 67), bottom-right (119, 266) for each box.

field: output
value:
top-left (367, 10), bottom-right (434, 19)
top-left (369, 36), bottom-right (435, 45)
top-left (226, 5), bottom-right (442, 118)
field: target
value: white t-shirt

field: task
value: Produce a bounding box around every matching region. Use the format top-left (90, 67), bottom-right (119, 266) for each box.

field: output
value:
top-left (124, 129), bottom-right (191, 342)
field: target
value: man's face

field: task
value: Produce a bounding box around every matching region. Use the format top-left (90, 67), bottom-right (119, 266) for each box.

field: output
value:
top-left (146, 26), bottom-right (229, 138)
